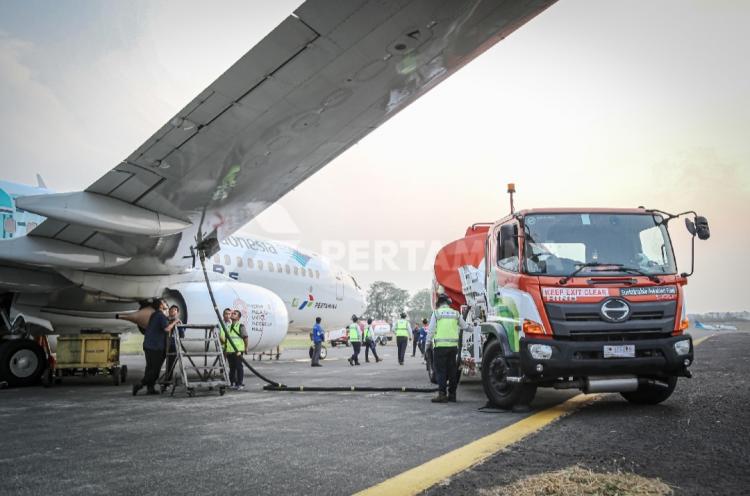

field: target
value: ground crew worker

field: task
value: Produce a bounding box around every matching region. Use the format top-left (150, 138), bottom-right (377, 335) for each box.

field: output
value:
top-left (164, 305), bottom-right (183, 382)
top-left (411, 324), bottom-right (420, 357)
top-left (133, 299), bottom-right (180, 396)
top-left (221, 310), bottom-right (248, 390)
top-left (347, 315), bottom-right (362, 366)
top-left (311, 317), bottom-right (324, 367)
top-left (393, 313), bottom-right (411, 365)
top-left (426, 294), bottom-right (468, 403)
top-left (418, 318), bottom-right (428, 358)
top-left (364, 318), bottom-right (382, 363)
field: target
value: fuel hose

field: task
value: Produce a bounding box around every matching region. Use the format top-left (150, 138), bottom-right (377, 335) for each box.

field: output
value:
top-left (197, 246), bottom-right (438, 394)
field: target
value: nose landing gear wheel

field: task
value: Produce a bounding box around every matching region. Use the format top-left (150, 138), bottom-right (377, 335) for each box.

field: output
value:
top-left (0, 339), bottom-right (47, 387)
top-left (308, 345), bottom-right (328, 360)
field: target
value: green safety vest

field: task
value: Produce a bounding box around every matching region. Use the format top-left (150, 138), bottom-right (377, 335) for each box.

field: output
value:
top-left (364, 326), bottom-right (373, 340)
top-left (348, 323), bottom-right (361, 342)
top-left (433, 306), bottom-right (459, 348)
top-left (394, 319), bottom-right (410, 338)
top-left (222, 323), bottom-right (246, 352)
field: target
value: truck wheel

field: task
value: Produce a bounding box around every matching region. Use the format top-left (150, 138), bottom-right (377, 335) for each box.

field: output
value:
top-left (308, 346), bottom-right (314, 359)
top-left (481, 341), bottom-right (536, 409)
top-left (425, 349), bottom-right (437, 384)
top-left (620, 377), bottom-right (677, 405)
top-left (0, 339), bottom-right (47, 387)
top-left (319, 346), bottom-right (328, 360)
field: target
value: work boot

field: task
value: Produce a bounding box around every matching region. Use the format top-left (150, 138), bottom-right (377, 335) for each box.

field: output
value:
top-left (448, 393), bottom-right (457, 403)
top-left (348, 358), bottom-right (353, 366)
top-left (132, 384), bottom-right (142, 396)
top-left (431, 393), bottom-right (448, 403)
top-left (146, 387), bottom-right (159, 395)
top-left (366, 359), bottom-right (370, 363)
top-left (376, 358), bottom-right (382, 363)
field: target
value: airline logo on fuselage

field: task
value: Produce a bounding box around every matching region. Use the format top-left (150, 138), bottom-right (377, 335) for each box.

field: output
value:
top-left (291, 249), bottom-right (311, 267)
top-left (292, 294), bottom-right (338, 311)
top-left (221, 235), bottom-right (278, 254)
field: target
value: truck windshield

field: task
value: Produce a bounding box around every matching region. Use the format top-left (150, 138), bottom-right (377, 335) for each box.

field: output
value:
top-left (523, 213), bottom-right (677, 276)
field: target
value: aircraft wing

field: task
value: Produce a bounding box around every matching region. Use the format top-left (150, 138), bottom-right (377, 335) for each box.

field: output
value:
top-left (12, 0), bottom-right (556, 272)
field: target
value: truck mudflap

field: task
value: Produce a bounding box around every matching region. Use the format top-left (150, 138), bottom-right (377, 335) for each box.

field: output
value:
top-left (520, 334), bottom-right (693, 379)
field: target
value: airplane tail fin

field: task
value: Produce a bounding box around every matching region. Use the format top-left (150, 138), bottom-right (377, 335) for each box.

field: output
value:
top-left (36, 174), bottom-right (47, 189)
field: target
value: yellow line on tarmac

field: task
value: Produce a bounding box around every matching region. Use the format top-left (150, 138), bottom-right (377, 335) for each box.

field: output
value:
top-left (354, 393), bottom-right (599, 496)
top-left (693, 334), bottom-right (714, 346)
top-left (357, 335), bottom-right (716, 496)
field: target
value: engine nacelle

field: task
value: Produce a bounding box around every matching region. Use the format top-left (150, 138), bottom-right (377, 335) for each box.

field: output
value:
top-left (170, 281), bottom-right (288, 351)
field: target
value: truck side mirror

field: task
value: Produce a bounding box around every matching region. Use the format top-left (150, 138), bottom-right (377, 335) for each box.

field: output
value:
top-left (684, 218), bottom-right (696, 236)
top-left (695, 216), bottom-right (710, 240)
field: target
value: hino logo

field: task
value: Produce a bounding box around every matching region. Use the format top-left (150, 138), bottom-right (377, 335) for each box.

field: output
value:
top-left (600, 298), bottom-right (630, 322)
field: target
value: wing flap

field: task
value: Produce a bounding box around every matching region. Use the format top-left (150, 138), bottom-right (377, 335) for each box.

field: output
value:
top-left (108, 164), bottom-right (164, 204)
top-left (87, 169), bottom-right (132, 196)
top-left (212, 16), bottom-right (319, 102)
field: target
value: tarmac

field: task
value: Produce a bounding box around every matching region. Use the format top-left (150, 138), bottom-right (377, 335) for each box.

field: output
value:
top-left (0, 342), bottom-right (574, 496)
top-left (0, 329), bottom-right (745, 496)
top-left (427, 331), bottom-right (750, 496)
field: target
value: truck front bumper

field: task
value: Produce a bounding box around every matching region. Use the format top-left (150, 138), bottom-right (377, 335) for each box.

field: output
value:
top-left (520, 334), bottom-right (693, 379)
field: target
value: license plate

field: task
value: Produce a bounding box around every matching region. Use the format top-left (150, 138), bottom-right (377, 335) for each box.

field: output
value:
top-left (603, 344), bottom-right (635, 358)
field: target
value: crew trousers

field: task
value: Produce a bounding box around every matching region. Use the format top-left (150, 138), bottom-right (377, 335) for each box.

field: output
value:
top-left (350, 342), bottom-right (361, 364)
top-left (364, 339), bottom-right (379, 362)
top-left (227, 353), bottom-right (244, 386)
top-left (141, 348), bottom-right (165, 389)
top-left (311, 342), bottom-right (322, 365)
top-left (433, 346), bottom-right (458, 395)
top-left (396, 336), bottom-right (408, 364)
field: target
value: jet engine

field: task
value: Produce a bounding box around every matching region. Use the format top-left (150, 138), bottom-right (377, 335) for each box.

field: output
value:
top-left (167, 281), bottom-right (288, 351)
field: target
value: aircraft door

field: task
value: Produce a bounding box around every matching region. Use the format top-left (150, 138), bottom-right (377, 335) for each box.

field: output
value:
top-left (336, 273), bottom-right (344, 301)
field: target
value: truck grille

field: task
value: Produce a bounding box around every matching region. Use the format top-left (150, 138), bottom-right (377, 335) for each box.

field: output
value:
top-left (546, 300), bottom-right (676, 337)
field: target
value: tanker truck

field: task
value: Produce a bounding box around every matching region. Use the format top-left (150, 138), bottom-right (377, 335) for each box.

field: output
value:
top-left (430, 185), bottom-right (710, 409)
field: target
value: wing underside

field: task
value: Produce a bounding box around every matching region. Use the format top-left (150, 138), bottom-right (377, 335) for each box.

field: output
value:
top-left (11, 0), bottom-right (556, 274)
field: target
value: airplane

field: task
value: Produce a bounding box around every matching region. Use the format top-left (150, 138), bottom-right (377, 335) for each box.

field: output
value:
top-left (0, 0), bottom-right (557, 386)
top-left (694, 321), bottom-right (738, 331)
top-left (2, 178), bottom-right (366, 333)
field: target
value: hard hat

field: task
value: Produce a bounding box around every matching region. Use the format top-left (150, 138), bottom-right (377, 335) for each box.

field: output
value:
top-left (436, 293), bottom-right (452, 306)
top-left (351, 314), bottom-right (358, 322)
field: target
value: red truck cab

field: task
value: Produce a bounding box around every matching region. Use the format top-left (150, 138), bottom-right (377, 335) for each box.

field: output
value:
top-left (434, 206), bottom-right (709, 408)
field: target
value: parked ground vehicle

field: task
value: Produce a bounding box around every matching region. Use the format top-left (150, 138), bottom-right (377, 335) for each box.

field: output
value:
top-left (371, 320), bottom-right (392, 345)
top-left (430, 186), bottom-right (710, 409)
top-left (327, 328), bottom-right (349, 347)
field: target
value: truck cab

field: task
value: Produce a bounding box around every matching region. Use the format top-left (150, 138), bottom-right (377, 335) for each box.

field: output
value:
top-left (434, 206), bottom-right (710, 408)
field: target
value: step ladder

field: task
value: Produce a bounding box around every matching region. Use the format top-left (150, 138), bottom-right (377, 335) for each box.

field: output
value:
top-left (161, 324), bottom-right (230, 397)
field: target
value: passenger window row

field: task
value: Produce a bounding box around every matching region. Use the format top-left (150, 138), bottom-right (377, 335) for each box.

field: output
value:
top-left (213, 254), bottom-right (319, 279)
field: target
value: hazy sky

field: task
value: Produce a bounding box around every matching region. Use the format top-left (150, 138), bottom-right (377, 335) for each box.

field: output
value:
top-left (1, 1), bottom-right (748, 312)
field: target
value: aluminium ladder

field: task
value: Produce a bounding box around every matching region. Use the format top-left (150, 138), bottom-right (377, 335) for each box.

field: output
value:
top-left (162, 324), bottom-right (230, 397)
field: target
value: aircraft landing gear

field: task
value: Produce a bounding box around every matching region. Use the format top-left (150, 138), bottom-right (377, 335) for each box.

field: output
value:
top-left (0, 339), bottom-right (47, 387)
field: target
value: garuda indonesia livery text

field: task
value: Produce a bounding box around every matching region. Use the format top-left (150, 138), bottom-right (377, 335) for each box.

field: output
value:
top-left (0, 0), bottom-right (556, 386)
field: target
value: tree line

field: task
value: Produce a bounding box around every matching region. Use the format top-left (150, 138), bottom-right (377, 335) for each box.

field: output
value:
top-left (363, 281), bottom-right (433, 323)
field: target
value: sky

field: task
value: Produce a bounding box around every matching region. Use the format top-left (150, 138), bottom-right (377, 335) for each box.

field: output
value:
top-left (0, 1), bottom-right (748, 312)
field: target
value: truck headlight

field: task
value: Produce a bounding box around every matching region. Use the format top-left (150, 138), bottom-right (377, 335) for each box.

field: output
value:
top-left (529, 344), bottom-right (553, 360)
top-left (673, 339), bottom-right (691, 356)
